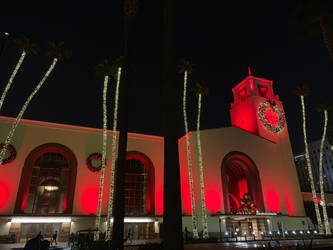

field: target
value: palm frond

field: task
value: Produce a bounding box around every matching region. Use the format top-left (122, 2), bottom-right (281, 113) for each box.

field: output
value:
top-left (192, 82), bottom-right (209, 96)
top-left (94, 59), bottom-right (113, 77)
top-left (294, 84), bottom-right (310, 97)
top-left (316, 100), bottom-right (332, 112)
top-left (46, 41), bottom-right (71, 61)
top-left (178, 59), bottom-right (194, 74)
top-left (14, 35), bottom-right (39, 54)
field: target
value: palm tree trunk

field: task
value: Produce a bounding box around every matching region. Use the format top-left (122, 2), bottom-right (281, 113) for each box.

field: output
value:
top-left (0, 58), bottom-right (57, 164)
top-left (163, 0), bottom-right (184, 249)
top-left (319, 109), bottom-right (330, 235)
top-left (196, 93), bottom-right (209, 239)
top-left (0, 51), bottom-right (26, 112)
top-left (94, 75), bottom-right (109, 240)
top-left (106, 67), bottom-right (121, 240)
top-left (111, 8), bottom-right (133, 250)
top-left (183, 71), bottom-right (199, 239)
top-left (300, 95), bottom-right (324, 233)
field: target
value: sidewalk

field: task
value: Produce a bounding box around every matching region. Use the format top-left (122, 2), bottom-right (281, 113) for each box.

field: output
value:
top-left (0, 242), bottom-right (70, 250)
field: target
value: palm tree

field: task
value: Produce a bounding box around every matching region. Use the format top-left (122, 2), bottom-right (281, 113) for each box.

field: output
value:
top-left (178, 59), bottom-right (199, 239)
top-left (0, 35), bottom-right (39, 112)
top-left (294, 84), bottom-right (323, 234)
top-left (111, 1), bottom-right (138, 249)
top-left (93, 59), bottom-right (113, 240)
top-left (163, 0), bottom-right (184, 248)
top-left (316, 100), bottom-right (332, 235)
top-left (294, 1), bottom-right (333, 61)
top-left (193, 82), bottom-right (209, 239)
top-left (105, 57), bottom-right (123, 241)
top-left (0, 41), bottom-right (71, 165)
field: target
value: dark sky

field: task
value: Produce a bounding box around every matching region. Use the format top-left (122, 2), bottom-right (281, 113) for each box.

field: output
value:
top-left (0, 1), bottom-right (332, 154)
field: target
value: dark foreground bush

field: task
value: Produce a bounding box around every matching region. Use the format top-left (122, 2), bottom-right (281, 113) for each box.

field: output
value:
top-left (138, 243), bottom-right (164, 250)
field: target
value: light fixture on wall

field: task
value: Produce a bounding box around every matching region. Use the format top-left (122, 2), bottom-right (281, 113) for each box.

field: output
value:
top-left (11, 217), bottom-right (71, 223)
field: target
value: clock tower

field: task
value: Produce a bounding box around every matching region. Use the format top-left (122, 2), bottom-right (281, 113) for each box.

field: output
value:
top-left (230, 72), bottom-right (305, 216)
top-left (230, 73), bottom-right (286, 143)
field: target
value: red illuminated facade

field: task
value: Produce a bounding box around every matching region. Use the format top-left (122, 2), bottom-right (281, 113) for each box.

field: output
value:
top-left (0, 73), bottom-right (310, 241)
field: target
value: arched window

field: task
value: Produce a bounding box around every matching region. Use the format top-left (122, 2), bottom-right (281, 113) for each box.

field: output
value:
top-left (221, 152), bottom-right (264, 213)
top-left (15, 144), bottom-right (77, 214)
top-left (125, 152), bottom-right (155, 216)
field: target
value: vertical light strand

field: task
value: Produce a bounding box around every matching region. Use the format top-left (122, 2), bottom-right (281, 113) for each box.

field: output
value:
top-left (196, 93), bottom-right (208, 239)
top-left (300, 95), bottom-right (324, 233)
top-left (106, 67), bottom-right (122, 240)
top-left (0, 58), bottom-right (57, 165)
top-left (0, 51), bottom-right (26, 112)
top-left (183, 71), bottom-right (199, 239)
top-left (94, 75), bottom-right (109, 240)
top-left (319, 109), bottom-right (331, 235)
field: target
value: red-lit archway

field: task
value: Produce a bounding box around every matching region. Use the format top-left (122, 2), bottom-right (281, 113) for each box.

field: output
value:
top-left (14, 143), bottom-right (77, 214)
top-left (126, 151), bottom-right (155, 215)
top-left (221, 151), bottom-right (264, 213)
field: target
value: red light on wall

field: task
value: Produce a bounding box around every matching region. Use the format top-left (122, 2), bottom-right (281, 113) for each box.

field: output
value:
top-left (264, 108), bottom-right (279, 126)
top-left (156, 187), bottom-right (163, 215)
top-left (249, 79), bottom-right (254, 91)
top-left (265, 190), bottom-right (280, 212)
top-left (205, 189), bottom-right (221, 213)
top-left (81, 187), bottom-right (99, 214)
top-left (238, 178), bottom-right (248, 199)
top-left (0, 181), bottom-right (8, 210)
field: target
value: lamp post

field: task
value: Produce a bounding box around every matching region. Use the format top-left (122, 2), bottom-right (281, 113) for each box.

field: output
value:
top-left (244, 232), bottom-right (247, 241)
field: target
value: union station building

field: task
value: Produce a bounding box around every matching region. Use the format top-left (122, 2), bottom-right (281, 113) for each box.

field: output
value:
top-left (0, 74), bottom-right (312, 242)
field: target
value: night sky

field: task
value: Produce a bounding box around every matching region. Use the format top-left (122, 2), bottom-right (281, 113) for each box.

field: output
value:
top-left (0, 1), bottom-right (333, 154)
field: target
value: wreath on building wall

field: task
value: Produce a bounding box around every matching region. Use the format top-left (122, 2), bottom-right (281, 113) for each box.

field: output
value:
top-left (86, 153), bottom-right (105, 172)
top-left (0, 143), bottom-right (17, 165)
top-left (237, 193), bottom-right (258, 215)
top-left (258, 100), bottom-right (286, 133)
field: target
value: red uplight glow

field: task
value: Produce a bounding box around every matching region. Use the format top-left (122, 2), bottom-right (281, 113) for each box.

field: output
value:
top-left (265, 190), bottom-right (280, 212)
top-left (205, 189), bottom-right (221, 213)
top-left (0, 181), bottom-right (8, 210)
top-left (81, 187), bottom-right (99, 214)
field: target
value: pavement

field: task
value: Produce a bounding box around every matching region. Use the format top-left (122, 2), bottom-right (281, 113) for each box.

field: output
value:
top-left (1, 238), bottom-right (333, 249)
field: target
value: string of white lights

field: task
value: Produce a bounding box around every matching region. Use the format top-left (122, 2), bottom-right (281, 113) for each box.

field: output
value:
top-left (0, 58), bottom-right (58, 165)
top-left (300, 95), bottom-right (324, 234)
top-left (0, 51), bottom-right (26, 112)
top-left (94, 75), bottom-right (109, 240)
top-left (319, 109), bottom-right (330, 235)
top-left (106, 67), bottom-right (122, 240)
top-left (196, 93), bottom-right (209, 239)
top-left (183, 71), bottom-right (199, 239)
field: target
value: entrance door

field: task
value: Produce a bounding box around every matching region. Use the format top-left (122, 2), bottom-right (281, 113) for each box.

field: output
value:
top-left (20, 223), bottom-right (61, 242)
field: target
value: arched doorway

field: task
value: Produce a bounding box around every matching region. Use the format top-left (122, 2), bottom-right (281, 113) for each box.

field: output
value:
top-left (123, 151), bottom-right (155, 240)
top-left (15, 143), bottom-right (77, 214)
top-left (125, 151), bottom-right (155, 216)
top-left (221, 151), bottom-right (264, 213)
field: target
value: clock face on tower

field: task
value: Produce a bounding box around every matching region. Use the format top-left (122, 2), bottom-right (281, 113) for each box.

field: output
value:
top-left (258, 100), bottom-right (286, 133)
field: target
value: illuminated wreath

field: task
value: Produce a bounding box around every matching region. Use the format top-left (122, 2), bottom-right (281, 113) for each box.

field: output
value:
top-left (86, 153), bottom-right (105, 172)
top-left (0, 143), bottom-right (17, 165)
top-left (258, 100), bottom-right (286, 133)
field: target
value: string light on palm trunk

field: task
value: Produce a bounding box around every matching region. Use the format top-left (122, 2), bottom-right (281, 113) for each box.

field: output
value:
top-left (300, 95), bottom-right (324, 234)
top-left (94, 75), bottom-right (109, 240)
top-left (196, 93), bottom-right (209, 239)
top-left (0, 58), bottom-right (58, 165)
top-left (183, 71), bottom-right (199, 239)
top-left (106, 67), bottom-right (122, 240)
top-left (0, 51), bottom-right (26, 112)
top-left (319, 109), bottom-right (331, 235)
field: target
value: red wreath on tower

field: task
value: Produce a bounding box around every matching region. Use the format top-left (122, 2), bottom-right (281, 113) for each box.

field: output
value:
top-left (86, 152), bottom-right (106, 172)
top-left (0, 143), bottom-right (17, 165)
